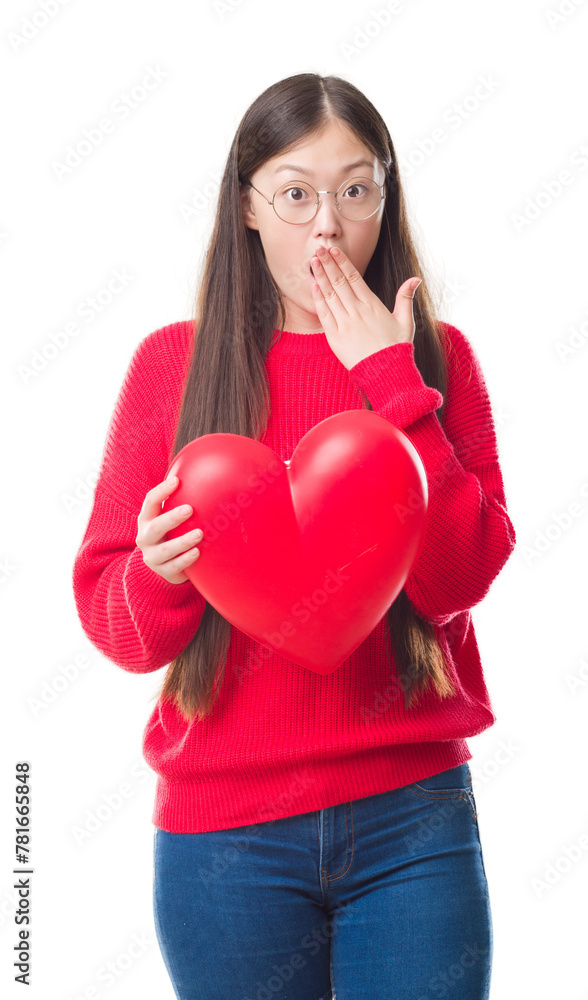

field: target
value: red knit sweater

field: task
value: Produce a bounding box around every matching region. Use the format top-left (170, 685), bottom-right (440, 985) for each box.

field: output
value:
top-left (72, 319), bottom-right (516, 833)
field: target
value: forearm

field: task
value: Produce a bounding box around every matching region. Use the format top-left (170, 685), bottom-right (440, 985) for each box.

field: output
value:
top-left (73, 489), bottom-right (206, 672)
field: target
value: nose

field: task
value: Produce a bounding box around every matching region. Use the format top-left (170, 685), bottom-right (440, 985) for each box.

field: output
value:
top-left (312, 191), bottom-right (343, 235)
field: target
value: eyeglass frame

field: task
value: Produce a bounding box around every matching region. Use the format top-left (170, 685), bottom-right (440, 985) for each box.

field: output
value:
top-left (244, 175), bottom-right (387, 225)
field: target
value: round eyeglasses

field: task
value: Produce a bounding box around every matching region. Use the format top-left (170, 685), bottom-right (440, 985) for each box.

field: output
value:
top-left (245, 176), bottom-right (386, 225)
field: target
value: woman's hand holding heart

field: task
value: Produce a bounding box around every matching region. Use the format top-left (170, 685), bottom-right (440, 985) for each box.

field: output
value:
top-left (310, 245), bottom-right (421, 370)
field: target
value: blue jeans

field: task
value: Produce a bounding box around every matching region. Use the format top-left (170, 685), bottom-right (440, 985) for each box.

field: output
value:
top-left (153, 762), bottom-right (492, 999)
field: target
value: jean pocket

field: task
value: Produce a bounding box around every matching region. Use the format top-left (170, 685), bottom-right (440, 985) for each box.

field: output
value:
top-left (406, 763), bottom-right (479, 825)
top-left (408, 763), bottom-right (473, 797)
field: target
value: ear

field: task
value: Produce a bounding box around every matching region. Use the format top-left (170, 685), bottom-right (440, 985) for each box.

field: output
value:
top-left (240, 183), bottom-right (259, 231)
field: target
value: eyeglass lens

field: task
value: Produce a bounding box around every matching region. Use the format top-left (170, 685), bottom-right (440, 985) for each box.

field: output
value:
top-left (273, 177), bottom-right (382, 223)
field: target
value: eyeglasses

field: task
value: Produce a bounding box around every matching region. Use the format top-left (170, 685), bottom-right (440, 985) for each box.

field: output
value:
top-left (245, 175), bottom-right (386, 225)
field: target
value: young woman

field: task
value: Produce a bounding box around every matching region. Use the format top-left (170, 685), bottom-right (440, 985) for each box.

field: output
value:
top-left (73, 73), bottom-right (516, 1000)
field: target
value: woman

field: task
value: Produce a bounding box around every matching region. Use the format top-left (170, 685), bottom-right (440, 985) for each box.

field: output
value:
top-left (73, 72), bottom-right (516, 999)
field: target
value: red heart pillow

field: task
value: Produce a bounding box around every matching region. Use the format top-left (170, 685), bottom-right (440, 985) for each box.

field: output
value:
top-left (162, 409), bottom-right (427, 674)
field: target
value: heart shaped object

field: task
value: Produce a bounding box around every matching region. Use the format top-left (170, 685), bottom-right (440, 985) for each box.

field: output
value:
top-left (162, 409), bottom-right (428, 674)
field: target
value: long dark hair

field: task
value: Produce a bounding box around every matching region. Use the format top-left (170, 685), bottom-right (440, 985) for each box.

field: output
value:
top-left (159, 72), bottom-right (460, 722)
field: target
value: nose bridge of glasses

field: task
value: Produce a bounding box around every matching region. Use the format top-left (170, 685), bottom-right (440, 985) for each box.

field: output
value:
top-left (313, 182), bottom-right (376, 220)
top-left (313, 179), bottom-right (356, 204)
top-left (315, 188), bottom-right (343, 216)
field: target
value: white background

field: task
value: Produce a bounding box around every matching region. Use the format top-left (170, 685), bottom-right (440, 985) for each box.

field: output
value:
top-left (2, 0), bottom-right (587, 997)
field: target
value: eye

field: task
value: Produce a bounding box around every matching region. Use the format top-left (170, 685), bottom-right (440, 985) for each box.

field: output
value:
top-left (283, 186), bottom-right (310, 202)
top-left (342, 182), bottom-right (368, 200)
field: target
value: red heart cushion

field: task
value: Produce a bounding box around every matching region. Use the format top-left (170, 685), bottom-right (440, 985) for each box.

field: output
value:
top-left (162, 409), bottom-right (428, 674)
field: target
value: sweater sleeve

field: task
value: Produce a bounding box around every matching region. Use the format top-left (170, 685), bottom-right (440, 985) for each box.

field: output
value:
top-left (72, 325), bottom-right (207, 673)
top-left (348, 323), bottom-right (516, 625)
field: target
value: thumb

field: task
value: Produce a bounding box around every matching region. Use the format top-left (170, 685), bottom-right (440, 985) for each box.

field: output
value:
top-left (393, 277), bottom-right (421, 342)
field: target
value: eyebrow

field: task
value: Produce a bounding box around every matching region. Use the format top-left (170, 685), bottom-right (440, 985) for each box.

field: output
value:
top-left (274, 159), bottom-right (375, 176)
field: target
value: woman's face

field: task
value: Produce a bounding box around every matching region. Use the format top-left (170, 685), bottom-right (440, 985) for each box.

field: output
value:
top-left (240, 119), bottom-right (386, 334)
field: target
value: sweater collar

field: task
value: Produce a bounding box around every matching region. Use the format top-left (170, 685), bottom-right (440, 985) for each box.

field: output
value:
top-left (269, 328), bottom-right (332, 356)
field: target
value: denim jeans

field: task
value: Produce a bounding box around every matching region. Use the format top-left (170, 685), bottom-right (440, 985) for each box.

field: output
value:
top-left (153, 762), bottom-right (492, 999)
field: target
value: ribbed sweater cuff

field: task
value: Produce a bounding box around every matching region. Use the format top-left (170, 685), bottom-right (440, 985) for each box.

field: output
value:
top-left (349, 342), bottom-right (443, 428)
top-left (123, 544), bottom-right (205, 610)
